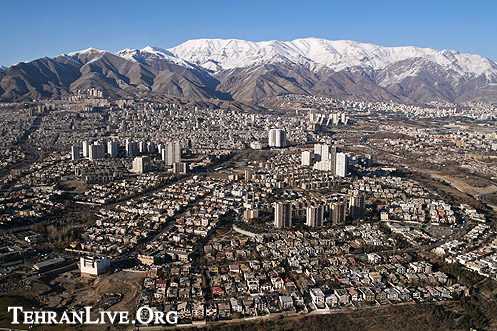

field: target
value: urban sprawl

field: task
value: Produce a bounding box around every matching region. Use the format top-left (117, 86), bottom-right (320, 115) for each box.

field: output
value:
top-left (1, 91), bottom-right (497, 328)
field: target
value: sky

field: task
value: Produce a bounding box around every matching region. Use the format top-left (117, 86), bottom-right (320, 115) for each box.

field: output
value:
top-left (1, 0), bottom-right (496, 67)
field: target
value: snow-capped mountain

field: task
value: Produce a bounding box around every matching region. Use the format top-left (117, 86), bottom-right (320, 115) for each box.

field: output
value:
top-left (0, 65), bottom-right (6, 72)
top-left (116, 46), bottom-right (196, 70)
top-left (164, 38), bottom-right (497, 79)
top-left (1, 38), bottom-right (497, 103)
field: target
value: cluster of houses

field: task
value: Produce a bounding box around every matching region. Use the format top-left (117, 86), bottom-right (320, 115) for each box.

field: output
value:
top-left (73, 176), bottom-right (227, 256)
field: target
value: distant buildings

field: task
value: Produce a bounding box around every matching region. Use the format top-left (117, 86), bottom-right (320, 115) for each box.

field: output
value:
top-left (274, 202), bottom-right (292, 228)
top-left (268, 129), bottom-right (286, 148)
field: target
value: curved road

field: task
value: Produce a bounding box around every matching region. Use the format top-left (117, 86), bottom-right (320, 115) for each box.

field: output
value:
top-left (478, 191), bottom-right (497, 209)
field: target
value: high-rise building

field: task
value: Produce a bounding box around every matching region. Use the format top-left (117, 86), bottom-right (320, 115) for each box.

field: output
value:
top-left (158, 143), bottom-right (165, 156)
top-left (107, 140), bottom-right (118, 158)
top-left (313, 145), bottom-right (339, 172)
top-left (349, 194), bottom-right (365, 219)
top-left (147, 142), bottom-right (157, 154)
top-left (314, 144), bottom-right (324, 161)
top-left (71, 145), bottom-right (80, 161)
top-left (268, 129), bottom-right (286, 148)
top-left (330, 201), bottom-right (346, 225)
top-left (335, 152), bottom-right (348, 177)
top-left (139, 141), bottom-right (148, 154)
top-left (132, 156), bottom-right (151, 173)
top-left (274, 202), bottom-right (292, 228)
top-left (126, 139), bottom-right (138, 157)
top-left (162, 142), bottom-right (181, 165)
top-left (89, 143), bottom-right (105, 161)
top-left (172, 162), bottom-right (187, 174)
top-left (301, 151), bottom-right (312, 166)
top-left (313, 159), bottom-right (334, 172)
top-left (82, 140), bottom-right (91, 158)
top-left (306, 205), bottom-right (324, 227)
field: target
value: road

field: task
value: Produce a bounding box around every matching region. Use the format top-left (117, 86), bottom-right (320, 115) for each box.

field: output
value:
top-left (478, 191), bottom-right (497, 209)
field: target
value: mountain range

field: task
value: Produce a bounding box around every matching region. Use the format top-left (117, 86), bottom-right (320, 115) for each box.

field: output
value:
top-left (1, 38), bottom-right (497, 104)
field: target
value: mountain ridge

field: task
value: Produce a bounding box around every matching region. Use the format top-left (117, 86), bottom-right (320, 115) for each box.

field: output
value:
top-left (1, 38), bottom-right (497, 104)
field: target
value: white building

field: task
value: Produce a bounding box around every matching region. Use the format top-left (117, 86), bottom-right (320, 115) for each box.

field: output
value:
top-left (309, 288), bottom-right (325, 308)
top-left (306, 205), bottom-right (324, 227)
top-left (162, 142), bottom-right (181, 165)
top-left (107, 140), bottom-right (118, 158)
top-left (82, 140), bottom-right (91, 158)
top-left (301, 151), bottom-right (312, 166)
top-left (335, 152), bottom-right (348, 177)
top-left (80, 256), bottom-right (110, 276)
top-left (250, 141), bottom-right (262, 150)
top-left (268, 129), bottom-right (286, 148)
top-left (139, 141), bottom-right (148, 154)
top-left (313, 159), bottom-right (334, 172)
top-left (132, 156), bottom-right (150, 173)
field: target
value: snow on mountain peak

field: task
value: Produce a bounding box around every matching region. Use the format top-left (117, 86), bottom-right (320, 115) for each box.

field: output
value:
top-left (165, 38), bottom-right (497, 78)
top-left (111, 38), bottom-right (497, 79)
top-left (67, 47), bottom-right (107, 57)
top-left (116, 46), bottom-right (194, 69)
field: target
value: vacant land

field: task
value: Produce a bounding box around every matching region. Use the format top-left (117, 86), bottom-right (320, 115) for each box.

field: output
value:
top-left (0, 270), bottom-right (145, 330)
top-left (430, 174), bottom-right (497, 198)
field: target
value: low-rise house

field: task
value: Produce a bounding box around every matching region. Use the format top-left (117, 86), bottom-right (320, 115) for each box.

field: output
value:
top-left (325, 293), bottom-right (339, 308)
top-left (191, 302), bottom-right (205, 320)
top-left (334, 289), bottom-right (350, 305)
top-left (360, 288), bottom-right (375, 302)
top-left (279, 296), bottom-right (294, 310)
top-left (309, 288), bottom-right (325, 308)
top-left (230, 297), bottom-right (243, 314)
top-left (218, 302), bottom-right (231, 319)
top-left (348, 288), bottom-right (362, 301)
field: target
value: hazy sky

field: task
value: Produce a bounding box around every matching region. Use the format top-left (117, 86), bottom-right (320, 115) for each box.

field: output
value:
top-left (1, 0), bottom-right (496, 66)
